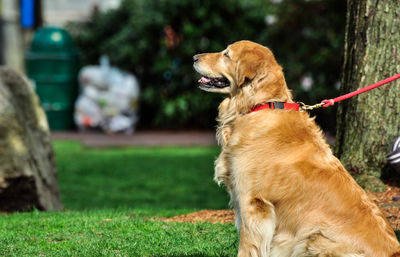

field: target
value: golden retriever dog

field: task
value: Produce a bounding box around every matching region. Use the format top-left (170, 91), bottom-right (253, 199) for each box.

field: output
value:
top-left (193, 40), bottom-right (400, 257)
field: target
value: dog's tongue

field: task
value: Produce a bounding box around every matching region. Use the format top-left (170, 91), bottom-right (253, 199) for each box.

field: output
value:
top-left (199, 77), bottom-right (211, 84)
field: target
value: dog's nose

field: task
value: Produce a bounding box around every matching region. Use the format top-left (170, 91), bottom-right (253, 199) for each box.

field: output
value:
top-left (193, 54), bottom-right (200, 63)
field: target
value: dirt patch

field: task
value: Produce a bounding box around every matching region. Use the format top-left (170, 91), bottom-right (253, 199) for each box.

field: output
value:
top-left (163, 181), bottom-right (400, 230)
top-left (367, 179), bottom-right (400, 231)
top-left (161, 209), bottom-right (235, 224)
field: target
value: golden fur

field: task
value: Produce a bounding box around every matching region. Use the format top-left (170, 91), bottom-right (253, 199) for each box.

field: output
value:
top-left (193, 40), bottom-right (400, 257)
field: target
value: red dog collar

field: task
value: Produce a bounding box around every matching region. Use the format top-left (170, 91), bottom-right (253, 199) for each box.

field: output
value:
top-left (249, 102), bottom-right (300, 113)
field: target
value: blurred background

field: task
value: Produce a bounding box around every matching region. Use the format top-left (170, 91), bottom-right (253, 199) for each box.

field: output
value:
top-left (0, 0), bottom-right (346, 136)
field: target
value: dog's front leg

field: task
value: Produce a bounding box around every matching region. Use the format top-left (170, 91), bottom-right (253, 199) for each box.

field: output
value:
top-left (238, 197), bottom-right (276, 257)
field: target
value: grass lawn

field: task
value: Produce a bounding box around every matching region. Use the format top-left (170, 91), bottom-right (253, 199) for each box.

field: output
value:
top-left (0, 209), bottom-right (237, 256)
top-left (54, 141), bottom-right (229, 210)
top-left (0, 141), bottom-right (238, 257)
top-left (0, 141), bottom-right (398, 256)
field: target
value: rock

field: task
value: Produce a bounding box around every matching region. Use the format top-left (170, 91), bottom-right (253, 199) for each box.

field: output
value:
top-left (0, 67), bottom-right (62, 211)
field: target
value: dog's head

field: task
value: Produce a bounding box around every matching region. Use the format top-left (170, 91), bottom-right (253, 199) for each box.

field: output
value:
top-left (193, 41), bottom-right (292, 110)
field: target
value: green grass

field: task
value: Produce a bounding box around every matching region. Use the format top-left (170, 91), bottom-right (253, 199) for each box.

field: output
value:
top-left (0, 141), bottom-right (238, 256)
top-left (54, 141), bottom-right (229, 210)
top-left (0, 209), bottom-right (237, 257)
top-left (0, 141), bottom-right (398, 256)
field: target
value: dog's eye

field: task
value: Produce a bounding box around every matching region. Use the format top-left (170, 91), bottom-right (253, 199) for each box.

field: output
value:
top-left (223, 52), bottom-right (230, 58)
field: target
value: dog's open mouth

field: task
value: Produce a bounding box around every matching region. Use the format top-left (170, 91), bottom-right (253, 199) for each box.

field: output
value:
top-left (198, 76), bottom-right (230, 89)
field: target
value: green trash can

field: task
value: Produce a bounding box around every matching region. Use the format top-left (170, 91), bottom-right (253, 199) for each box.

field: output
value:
top-left (25, 27), bottom-right (80, 130)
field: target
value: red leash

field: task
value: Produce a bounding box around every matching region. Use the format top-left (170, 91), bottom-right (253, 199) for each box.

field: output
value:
top-left (301, 73), bottom-right (400, 110)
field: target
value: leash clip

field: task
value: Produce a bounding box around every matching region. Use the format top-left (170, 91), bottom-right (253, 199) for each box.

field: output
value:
top-left (298, 102), bottom-right (325, 112)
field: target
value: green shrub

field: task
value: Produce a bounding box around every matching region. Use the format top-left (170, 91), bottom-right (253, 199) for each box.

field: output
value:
top-left (66, 0), bottom-right (345, 130)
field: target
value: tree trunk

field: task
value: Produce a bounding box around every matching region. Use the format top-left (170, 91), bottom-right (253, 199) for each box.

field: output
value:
top-left (0, 67), bottom-right (62, 211)
top-left (335, 0), bottom-right (400, 192)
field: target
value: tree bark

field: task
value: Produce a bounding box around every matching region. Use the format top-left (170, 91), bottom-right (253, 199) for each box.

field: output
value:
top-left (336, 0), bottom-right (400, 192)
top-left (0, 67), bottom-right (62, 211)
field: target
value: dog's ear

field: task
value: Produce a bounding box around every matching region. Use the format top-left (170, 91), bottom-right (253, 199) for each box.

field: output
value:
top-left (235, 50), bottom-right (262, 87)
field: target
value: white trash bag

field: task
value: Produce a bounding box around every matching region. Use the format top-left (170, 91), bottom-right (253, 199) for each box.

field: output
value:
top-left (74, 56), bottom-right (140, 133)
